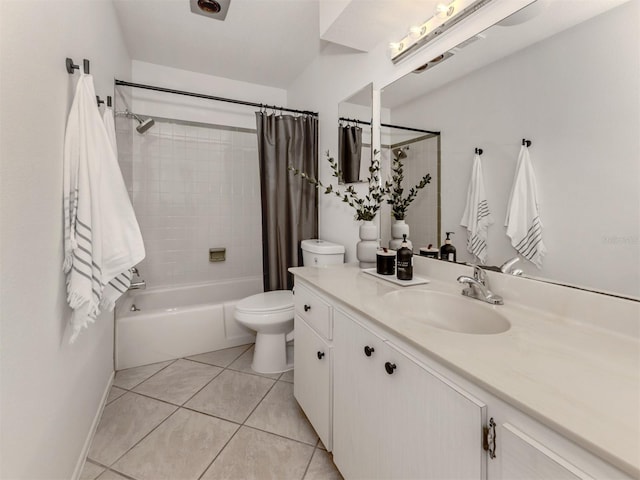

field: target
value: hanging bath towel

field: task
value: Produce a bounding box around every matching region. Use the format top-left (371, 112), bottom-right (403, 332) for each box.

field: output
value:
top-left (460, 153), bottom-right (493, 264)
top-left (103, 105), bottom-right (118, 157)
top-left (100, 104), bottom-right (137, 312)
top-left (63, 73), bottom-right (145, 342)
top-left (504, 145), bottom-right (546, 268)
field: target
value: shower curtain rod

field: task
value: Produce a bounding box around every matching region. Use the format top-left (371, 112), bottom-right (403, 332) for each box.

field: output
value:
top-left (339, 117), bottom-right (440, 135)
top-left (114, 79), bottom-right (318, 117)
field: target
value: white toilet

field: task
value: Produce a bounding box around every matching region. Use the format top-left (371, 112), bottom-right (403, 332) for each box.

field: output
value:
top-left (234, 239), bottom-right (345, 374)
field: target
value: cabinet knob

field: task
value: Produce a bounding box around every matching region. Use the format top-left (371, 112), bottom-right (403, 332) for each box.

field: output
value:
top-left (304, 304), bottom-right (311, 312)
top-left (317, 351), bottom-right (325, 360)
top-left (385, 362), bottom-right (397, 375)
top-left (364, 346), bottom-right (375, 357)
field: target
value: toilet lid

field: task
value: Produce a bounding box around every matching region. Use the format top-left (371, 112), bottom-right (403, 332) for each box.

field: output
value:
top-left (236, 290), bottom-right (294, 314)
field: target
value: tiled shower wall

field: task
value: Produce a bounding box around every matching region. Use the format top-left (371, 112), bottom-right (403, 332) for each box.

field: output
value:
top-left (399, 135), bottom-right (440, 249)
top-left (118, 117), bottom-right (263, 288)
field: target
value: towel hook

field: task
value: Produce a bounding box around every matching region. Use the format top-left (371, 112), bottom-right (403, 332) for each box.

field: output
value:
top-left (522, 138), bottom-right (532, 148)
top-left (66, 58), bottom-right (80, 74)
top-left (107, 96), bottom-right (112, 107)
top-left (96, 95), bottom-right (105, 107)
top-left (475, 148), bottom-right (483, 155)
top-left (83, 59), bottom-right (90, 74)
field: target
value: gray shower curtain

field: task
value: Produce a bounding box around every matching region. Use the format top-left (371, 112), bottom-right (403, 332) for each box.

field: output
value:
top-left (338, 125), bottom-right (362, 183)
top-left (255, 112), bottom-right (318, 291)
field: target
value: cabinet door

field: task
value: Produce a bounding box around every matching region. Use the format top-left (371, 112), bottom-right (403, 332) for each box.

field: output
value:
top-left (499, 423), bottom-right (593, 480)
top-left (293, 315), bottom-right (332, 449)
top-left (382, 341), bottom-right (487, 480)
top-left (333, 309), bottom-right (387, 479)
top-left (333, 309), bottom-right (486, 480)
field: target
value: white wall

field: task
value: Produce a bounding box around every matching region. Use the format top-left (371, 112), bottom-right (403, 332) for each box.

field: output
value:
top-left (0, 1), bottom-right (131, 478)
top-left (391, 2), bottom-right (639, 296)
top-left (287, 0), bottom-right (534, 263)
top-left (130, 60), bottom-right (287, 130)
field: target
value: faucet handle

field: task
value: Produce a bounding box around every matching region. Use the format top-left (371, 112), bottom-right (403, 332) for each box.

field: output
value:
top-left (473, 265), bottom-right (487, 284)
top-left (500, 257), bottom-right (522, 275)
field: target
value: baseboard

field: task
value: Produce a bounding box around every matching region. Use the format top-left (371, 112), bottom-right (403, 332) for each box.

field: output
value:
top-left (71, 370), bottom-right (115, 480)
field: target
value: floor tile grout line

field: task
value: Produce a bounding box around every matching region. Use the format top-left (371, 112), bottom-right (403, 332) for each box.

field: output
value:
top-left (196, 423), bottom-right (243, 480)
top-left (178, 402), bottom-right (319, 449)
top-left (185, 342), bottom-right (252, 368)
top-left (177, 363), bottom-right (226, 407)
top-left (103, 466), bottom-right (138, 480)
top-left (301, 443), bottom-right (321, 480)
top-left (97, 403), bottom-right (180, 471)
top-left (180, 405), bottom-right (242, 427)
top-left (113, 358), bottom-right (178, 391)
top-left (241, 423), bottom-right (319, 448)
top-left (240, 370), bottom-right (280, 426)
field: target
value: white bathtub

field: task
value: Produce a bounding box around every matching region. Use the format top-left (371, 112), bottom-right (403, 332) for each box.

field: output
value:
top-left (115, 277), bottom-right (262, 370)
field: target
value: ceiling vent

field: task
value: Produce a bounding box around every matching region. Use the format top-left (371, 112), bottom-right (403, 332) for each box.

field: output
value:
top-left (190, 0), bottom-right (231, 21)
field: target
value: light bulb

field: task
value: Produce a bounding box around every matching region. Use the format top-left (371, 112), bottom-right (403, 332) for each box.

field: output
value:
top-left (389, 42), bottom-right (404, 52)
top-left (409, 26), bottom-right (422, 39)
top-left (435, 2), bottom-right (455, 19)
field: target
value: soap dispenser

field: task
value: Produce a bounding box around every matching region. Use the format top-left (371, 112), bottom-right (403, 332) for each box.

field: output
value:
top-left (396, 234), bottom-right (413, 280)
top-left (440, 232), bottom-right (457, 262)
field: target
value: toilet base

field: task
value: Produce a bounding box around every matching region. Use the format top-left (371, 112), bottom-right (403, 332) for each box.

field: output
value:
top-left (251, 332), bottom-right (293, 374)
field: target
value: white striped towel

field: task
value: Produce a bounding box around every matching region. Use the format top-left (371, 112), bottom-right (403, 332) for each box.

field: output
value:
top-left (460, 153), bottom-right (493, 264)
top-left (100, 105), bottom-right (136, 312)
top-left (504, 145), bottom-right (546, 268)
top-left (63, 74), bottom-right (145, 342)
top-left (103, 105), bottom-right (118, 157)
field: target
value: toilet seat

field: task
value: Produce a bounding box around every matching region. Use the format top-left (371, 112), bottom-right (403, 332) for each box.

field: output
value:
top-left (235, 291), bottom-right (294, 326)
top-left (235, 290), bottom-right (293, 313)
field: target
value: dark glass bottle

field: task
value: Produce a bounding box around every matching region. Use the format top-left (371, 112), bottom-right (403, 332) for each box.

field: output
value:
top-left (440, 231), bottom-right (457, 262)
top-left (396, 234), bottom-right (413, 280)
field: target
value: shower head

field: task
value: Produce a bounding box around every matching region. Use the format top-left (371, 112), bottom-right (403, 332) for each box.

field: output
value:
top-left (115, 110), bottom-right (156, 134)
top-left (135, 116), bottom-right (155, 134)
top-left (392, 147), bottom-right (408, 159)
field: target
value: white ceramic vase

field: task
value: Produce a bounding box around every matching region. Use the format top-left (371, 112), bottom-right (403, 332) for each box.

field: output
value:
top-left (357, 220), bottom-right (377, 269)
top-left (389, 219), bottom-right (412, 251)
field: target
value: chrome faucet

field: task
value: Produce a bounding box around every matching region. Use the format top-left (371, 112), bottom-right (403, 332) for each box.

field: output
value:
top-left (500, 257), bottom-right (523, 276)
top-left (457, 265), bottom-right (504, 305)
top-left (128, 266), bottom-right (145, 290)
top-left (129, 280), bottom-right (146, 290)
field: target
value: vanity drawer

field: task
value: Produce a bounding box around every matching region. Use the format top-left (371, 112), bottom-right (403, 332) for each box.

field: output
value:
top-left (295, 283), bottom-right (332, 339)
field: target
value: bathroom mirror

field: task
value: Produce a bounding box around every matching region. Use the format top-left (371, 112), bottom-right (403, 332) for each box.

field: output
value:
top-left (337, 83), bottom-right (373, 184)
top-left (379, 123), bottom-right (441, 252)
top-left (379, 0), bottom-right (639, 298)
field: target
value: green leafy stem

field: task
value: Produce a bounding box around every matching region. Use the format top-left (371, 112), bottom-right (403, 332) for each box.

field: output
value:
top-left (384, 156), bottom-right (431, 221)
top-left (289, 150), bottom-right (385, 222)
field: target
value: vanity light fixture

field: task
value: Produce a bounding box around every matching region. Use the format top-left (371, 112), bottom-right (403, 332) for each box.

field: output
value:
top-left (390, 0), bottom-right (495, 64)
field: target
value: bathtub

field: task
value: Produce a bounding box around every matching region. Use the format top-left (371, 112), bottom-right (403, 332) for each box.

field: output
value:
top-left (115, 276), bottom-right (262, 370)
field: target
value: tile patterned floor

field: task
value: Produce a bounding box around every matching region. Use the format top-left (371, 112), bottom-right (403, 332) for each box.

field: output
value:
top-left (81, 344), bottom-right (343, 480)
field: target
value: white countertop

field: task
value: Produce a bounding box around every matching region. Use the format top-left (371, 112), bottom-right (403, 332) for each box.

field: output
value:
top-left (290, 262), bottom-right (640, 477)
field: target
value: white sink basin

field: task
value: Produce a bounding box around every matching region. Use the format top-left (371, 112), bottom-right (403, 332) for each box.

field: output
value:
top-left (382, 290), bottom-right (510, 334)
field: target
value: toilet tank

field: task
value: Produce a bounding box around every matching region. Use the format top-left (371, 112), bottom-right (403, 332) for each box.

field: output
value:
top-left (301, 239), bottom-right (345, 266)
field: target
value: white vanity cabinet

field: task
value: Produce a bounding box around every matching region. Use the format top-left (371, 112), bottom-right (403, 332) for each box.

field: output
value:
top-left (292, 278), bottom-right (635, 480)
top-left (332, 308), bottom-right (487, 480)
top-left (293, 283), bottom-right (333, 449)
